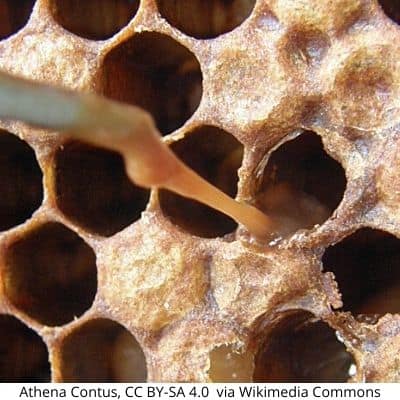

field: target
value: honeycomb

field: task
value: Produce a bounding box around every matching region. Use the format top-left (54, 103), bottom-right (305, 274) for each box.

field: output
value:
top-left (1, 0), bottom-right (400, 383)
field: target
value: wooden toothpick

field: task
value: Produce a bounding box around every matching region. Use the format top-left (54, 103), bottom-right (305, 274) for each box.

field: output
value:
top-left (0, 70), bottom-right (272, 239)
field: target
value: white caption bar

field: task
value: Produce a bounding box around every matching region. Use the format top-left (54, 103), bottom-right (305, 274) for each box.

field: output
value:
top-left (1, 383), bottom-right (399, 400)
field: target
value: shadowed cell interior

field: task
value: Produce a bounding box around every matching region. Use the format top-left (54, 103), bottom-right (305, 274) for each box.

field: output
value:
top-left (0, 0), bottom-right (35, 40)
top-left (378, 0), bottom-right (400, 24)
top-left (0, 130), bottom-right (43, 232)
top-left (255, 131), bottom-right (346, 238)
top-left (102, 32), bottom-right (203, 136)
top-left (0, 315), bottom-right (50, 382)
top-left (55, 141), bottom-right (150, 237)
top-left (322, 228), bottom-right (400, 315)
top-left (156, 0), bottom-right (256, 39)
top-left (59, 319), bottom-right (147, 382)
top-left (253, 311), bottom-right (355, 382)
top-left (159, 125), bottom-right (244, 238)
top-left (2, 222), bottom-right (97, 326)
top-left (50, 0), bottom-right (140, 40)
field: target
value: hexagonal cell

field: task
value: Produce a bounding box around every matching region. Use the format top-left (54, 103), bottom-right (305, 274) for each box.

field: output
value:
top-left (156, 0), bottom-right (256, 39)
top-left (50, 0), bottom-right (140, 40)
top-left (59, 319), bottom-right (147, 382)
top-left (281, 27), bottom-right (329, 69)
top-left (332, 46), bottom-right (397, 130)
top-left (253, 312), bottom-right (355, 382)
top-left (379, 1), bottom-right (400, 24)
top-left (102, 32), bottom-right (203, 135)
top-left (208, 344), bottom-right (254, 382)
top-left (322, 228), bottom-right (400, 315)
top-left (159, 126), bottom-right (244, 238)
top-left (0, 315), bottom-right (50, 382)
top-left (0, 130), bottom-right (43, 232)
top-left (0, 0), bottom-right (35, 40)
top-left (55, 141), bottom-right (150, 237)
top-left (255, 131), bottom-right (346, 238)
top-left (2, 222), bottom-right (97, 326)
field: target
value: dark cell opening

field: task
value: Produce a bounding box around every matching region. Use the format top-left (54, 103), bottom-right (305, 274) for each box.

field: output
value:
top-left (55, 141), bottom-right (149, 237)
top-left (0, 0), bottom-right (35, 40)
top-left (0, 315), bottom-right (50, 382)
top-left (208, 344), bottom-right (254, 382)
top-left (159, 126), bottom-right (244, 238)
top-left (255, 131), bottom-right (346, 238)
top-left (59, 319), bottom-right (147, 382)
top-left (156, 0), bottom-right (256, 39)
top-left (253, 312), bottom-right (355, 382)
top-left (102, 32), bottom-right (203, 135)
top-left (0, 130), bottom-right (43, 232)
top-left (378, 1), bottom-right (400, 24)
top-left (2, 222), bottom-right (97, 326)
top-left (322, 228), bottom-right (400, 315)
top-left (50, 0), bottom-right (140, 40)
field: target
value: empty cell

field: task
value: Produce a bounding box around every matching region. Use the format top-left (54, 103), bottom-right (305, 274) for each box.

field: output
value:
top-left (208, 344), bottom-right (254, 382)
top-left (55, 141), bottom-right (149, 237)
top-left (102, 32), bottom-right (202, 136)
top-left (322, 228), bottom-right (400, 315)
top-left (2, 222), bottom-right (97, 326)
top-left (59, 319), bottom-right (147, 382)
top-left (255, 131), bottom-right (346, 238)
top-left (0, 0), bottom-right (35, 40)
top-left (378, 1), bottom-right (400, 24)
top-left (0, 315), bottom-right (50, 382)
top-left (50, 0), bottom-right (140, 40)
top-left (0, 130), bottom-right (43, 232)
top-left (253, 312), bottom-right (355, 382)
top-left (156, 0), bottom-right (256, 39)
top-left (159, 126), bottom-right (243, 238)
